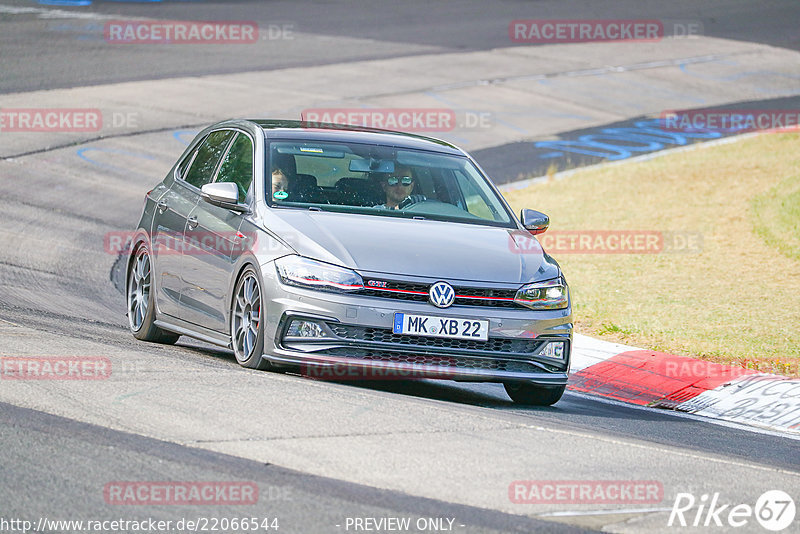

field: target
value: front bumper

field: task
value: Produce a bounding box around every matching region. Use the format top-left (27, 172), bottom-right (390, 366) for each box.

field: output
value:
top-left (266, 349), bottom-right (569, 385)
top-left (260, 268), bottom-right (572, 385)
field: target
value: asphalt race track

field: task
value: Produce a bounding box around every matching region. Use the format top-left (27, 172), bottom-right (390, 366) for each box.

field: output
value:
top-left (1, 1), bottom-right (799, 533)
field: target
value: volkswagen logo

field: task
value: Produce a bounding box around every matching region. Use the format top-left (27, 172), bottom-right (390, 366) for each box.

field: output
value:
top-left (429, 281), bottom-right (455, 308)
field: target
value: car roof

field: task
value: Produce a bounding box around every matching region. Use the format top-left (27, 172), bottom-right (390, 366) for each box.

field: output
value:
top-left (245, 119), bottom-right (465, 156)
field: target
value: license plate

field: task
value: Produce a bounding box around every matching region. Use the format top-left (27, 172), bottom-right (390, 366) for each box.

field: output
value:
top-left (393, 313), bottom-right (489, 341)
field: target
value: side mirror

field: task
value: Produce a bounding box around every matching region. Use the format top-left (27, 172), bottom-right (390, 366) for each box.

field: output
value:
top-left (520, 209), bottom-right (549, 235)
top-left (201, 182), bottom-right (247, 212)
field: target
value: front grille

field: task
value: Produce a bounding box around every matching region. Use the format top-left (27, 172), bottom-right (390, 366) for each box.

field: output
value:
top-left (360, 279), bottom-right (519, 308)
top-left (327, 324), bottom-right (541, 355)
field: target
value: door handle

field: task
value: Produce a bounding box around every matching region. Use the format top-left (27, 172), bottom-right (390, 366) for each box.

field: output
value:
top-left (187, 216), bottom-right (199, 229)
top-left (157, 199), bottom-right (168, 213)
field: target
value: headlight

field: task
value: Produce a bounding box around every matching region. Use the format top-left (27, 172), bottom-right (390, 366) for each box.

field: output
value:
top-left (275, 255), bottom-right (363, 292)
top-left (514, 278), bottom-right (569, 310)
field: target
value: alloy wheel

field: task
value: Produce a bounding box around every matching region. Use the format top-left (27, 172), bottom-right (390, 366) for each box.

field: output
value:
top-left (128, 249), bottom-right (151, 332)
top-left (232, 272), bottom-right (261, 362)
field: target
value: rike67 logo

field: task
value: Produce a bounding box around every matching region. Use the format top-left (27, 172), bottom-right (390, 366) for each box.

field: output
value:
top-left (668, 490), bottom-right (796, 531)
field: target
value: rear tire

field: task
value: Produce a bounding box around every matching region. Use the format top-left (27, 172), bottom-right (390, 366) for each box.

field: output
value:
top-left (504, 382), bottom-right (565, 406)
top-left (231, 267), bottom-right (271, 370)
top-left (127, 244), bottom-right (180, 344)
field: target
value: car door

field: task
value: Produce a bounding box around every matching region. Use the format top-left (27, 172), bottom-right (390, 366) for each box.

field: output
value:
top-left (179, 131), bottom-right (254, 333)
top-left (152, 129), bottom-right (235, 319)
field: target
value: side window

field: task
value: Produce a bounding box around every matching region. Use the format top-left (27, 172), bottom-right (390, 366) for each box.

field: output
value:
top-left (183, 130), bottom-right (235, 189)
top-left (216, 133), bottom-right (254, 203)
top-left (176, 150), bottom-right (195, 180)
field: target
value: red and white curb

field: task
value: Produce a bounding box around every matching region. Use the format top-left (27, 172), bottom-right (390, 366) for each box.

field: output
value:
top-left (570, 334), bottom-right (800, 435)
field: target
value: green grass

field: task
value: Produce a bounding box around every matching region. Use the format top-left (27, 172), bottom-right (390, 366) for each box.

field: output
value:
top-left (503, 133), bottom-right (800, 376)
top-left (752, 172), bottom-right (800, 262)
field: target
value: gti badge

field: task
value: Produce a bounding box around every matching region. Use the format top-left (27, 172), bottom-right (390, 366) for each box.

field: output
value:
top-left (429, 281), bottom-right (455, 308)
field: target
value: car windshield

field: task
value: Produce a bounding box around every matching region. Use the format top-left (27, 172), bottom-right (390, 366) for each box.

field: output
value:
top-left (267, 140), bottom-right (514, 227)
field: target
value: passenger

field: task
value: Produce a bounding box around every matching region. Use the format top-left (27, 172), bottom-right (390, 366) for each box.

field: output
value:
top-left (271, 152), bottom-right (296, 200)
top-left (271, 168), bottom-right (289, 199)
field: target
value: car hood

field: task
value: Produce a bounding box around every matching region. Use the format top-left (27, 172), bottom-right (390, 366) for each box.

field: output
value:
top-left (270, 210), bottom-right (559, 284)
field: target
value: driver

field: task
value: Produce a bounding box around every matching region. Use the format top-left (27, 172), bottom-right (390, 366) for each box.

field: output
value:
top-left (375, 165), bottom-right (426, 210)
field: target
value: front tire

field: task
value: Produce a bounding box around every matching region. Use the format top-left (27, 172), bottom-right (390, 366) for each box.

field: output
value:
top-left (231, 267), bottom-right (270, 370)
top-left (504, 382), bottom-right (565, 406)
top-left (127, 244), bottom-right (179, 344)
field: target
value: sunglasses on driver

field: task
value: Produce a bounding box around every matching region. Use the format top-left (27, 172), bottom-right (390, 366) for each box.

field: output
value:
top-left (386, 176), bottom-right (413, 186)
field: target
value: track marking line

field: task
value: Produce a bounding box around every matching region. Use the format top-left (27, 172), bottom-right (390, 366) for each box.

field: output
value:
top-left (0, 4), bottom-right (144, 21)
top-left (538, 507), bottom-right (673, 517)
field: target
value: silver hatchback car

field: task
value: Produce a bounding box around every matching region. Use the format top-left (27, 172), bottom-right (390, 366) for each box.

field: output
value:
top-left (126, 119), bottom-right (572, 405)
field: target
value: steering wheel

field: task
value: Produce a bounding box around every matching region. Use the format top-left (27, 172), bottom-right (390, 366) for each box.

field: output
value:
top-left (401, 199), bottom-right (481, 218)
top-left (398, 194), bottom-right (427, 209)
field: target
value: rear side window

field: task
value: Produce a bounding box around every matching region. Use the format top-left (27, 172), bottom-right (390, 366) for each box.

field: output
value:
top-left (176, 150), bottom-right (194, 179)
top-left (216, 133), bottom-right (254, 202)
top-left (183, 130), bottom-right (235, 189)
